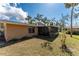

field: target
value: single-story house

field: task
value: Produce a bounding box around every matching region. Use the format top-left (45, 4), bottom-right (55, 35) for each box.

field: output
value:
top-left (65, 26), bottom-right (79, 34)
top-left (0, 20), bottom-right (58, 42)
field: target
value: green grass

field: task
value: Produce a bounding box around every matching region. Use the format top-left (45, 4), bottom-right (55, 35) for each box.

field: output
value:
top-left (0, 33), bottom-right (79, 56)
top-left (65, 34), bottom-right (79, 56)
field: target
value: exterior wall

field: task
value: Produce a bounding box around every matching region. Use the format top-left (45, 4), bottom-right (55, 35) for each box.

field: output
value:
top-left (66, 28), bottom-right (79, 32)
top-left (5, 24), bottom-right (38, 41)
top-left (3, 22), bottom-right (58, 41)
top-left (72, 28), bottom-right (79, 32)
top-left (5, 24), bottom-right (28, 41)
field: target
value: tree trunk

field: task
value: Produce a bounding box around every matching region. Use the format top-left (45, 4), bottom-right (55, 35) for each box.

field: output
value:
top-left (70, 5), bottom-right (74, 37)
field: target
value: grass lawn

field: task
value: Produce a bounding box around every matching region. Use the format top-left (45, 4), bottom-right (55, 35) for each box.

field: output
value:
top-left (0, 33), bottom-right (79, 56)
top-left (65, 34), bottom-right (79, 56)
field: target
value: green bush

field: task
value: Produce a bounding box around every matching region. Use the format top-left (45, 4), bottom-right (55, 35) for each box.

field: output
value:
top-left (66, 30), bottom-right (79, 35)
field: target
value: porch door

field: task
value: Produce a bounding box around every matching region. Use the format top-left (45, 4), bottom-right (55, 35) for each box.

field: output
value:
top-left (38, 27), bottom-right (49, 36)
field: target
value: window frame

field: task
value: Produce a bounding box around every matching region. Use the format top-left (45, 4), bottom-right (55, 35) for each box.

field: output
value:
top-left (28, 27), bottom-right (35, 33)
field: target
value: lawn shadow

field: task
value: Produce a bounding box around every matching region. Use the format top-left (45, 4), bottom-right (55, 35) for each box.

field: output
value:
top-left (36, 34), bottom-right (59, 42)
top-left (0, 36), bottom-right (34, 48)
top-left (37, 34), bottom-right (59, 51)
top-left (60, 43), bottom-right (74, 56)
top-left (0, 34), bottom-right (59, 48)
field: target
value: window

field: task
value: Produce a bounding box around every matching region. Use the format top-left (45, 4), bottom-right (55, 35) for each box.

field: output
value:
top-left (28, 27), bottom-right (35, 33)
top-left (0, 23), bottom-right (4, 28)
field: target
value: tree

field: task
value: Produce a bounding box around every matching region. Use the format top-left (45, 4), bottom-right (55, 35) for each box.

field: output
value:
top-left (25, 15), bottom-right (32, 24)
top-left (43, 17), bottom-right (50, 25)
top-left (61, 14), bottom-right (69, 28)
top-left (60, 14), bottom-right (70, 50)
top-left (51, 18), bottom-right (56, 26)
top-left (34, 14), bottom-right (43, 21)
top-left (42, 17), bottom-right (47, 23)
top-left (34, 14), bottom-right (51, 25)
top-left (51, 18), bottom-right (61, 27)
top-left (64, 3), bottom-right (78, 37)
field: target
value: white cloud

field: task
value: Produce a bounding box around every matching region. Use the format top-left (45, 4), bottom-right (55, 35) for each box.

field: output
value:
top-left (0, 14), bottom-right (10, 20)
top-left (0, 3), bottom-right (28, 23)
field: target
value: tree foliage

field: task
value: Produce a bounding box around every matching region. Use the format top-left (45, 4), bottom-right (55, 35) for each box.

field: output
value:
top-left (64, 3), bottom-right (78, 37)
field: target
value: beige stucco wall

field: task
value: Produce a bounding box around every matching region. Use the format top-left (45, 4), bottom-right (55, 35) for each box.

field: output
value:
top-left (5, 24), bottom-right (28, 41)
top-left (5, 24), bottom-right (38, 41)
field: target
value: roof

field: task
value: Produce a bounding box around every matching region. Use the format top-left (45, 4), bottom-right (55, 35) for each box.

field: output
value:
top-left (66, 26), bottom-right (79, 29)
top-left (0, 20), bottom-right (27, 25)
top-left (0, 19), bottom-right (57, 27)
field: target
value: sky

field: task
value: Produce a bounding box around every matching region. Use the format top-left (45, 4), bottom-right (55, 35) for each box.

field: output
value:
top-left (17, 3), bottom-right (69, 20)
top-left (0, 3), bottom-right (28, 23)
top-left (0, 3), bottom-right (79, 26)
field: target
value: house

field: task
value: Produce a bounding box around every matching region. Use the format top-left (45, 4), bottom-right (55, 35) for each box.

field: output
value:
top-left (0, 20), bottom-right (58, 42)
top-left (0, 20), bottom-right (38, 41)
top-left (65, 26), bottom-right (79, 34)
